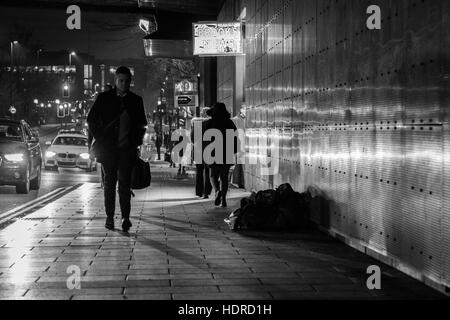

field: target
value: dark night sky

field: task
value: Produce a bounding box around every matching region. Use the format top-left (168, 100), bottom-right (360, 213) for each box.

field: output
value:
top-left (0, 6), bottom-right (155, 61)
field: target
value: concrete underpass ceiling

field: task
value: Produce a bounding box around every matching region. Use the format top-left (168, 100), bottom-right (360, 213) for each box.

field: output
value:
top-left (1, 0), bottom-right (225, 40)
top-left (2, 0), bottom-right (225, 16)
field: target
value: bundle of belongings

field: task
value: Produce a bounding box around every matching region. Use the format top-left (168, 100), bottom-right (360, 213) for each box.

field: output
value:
top-left (224, 183), bottom-right (312, 231)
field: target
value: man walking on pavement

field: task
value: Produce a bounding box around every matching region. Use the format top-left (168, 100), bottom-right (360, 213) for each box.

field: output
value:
top-left (87, 66), bottom-right (147, 232)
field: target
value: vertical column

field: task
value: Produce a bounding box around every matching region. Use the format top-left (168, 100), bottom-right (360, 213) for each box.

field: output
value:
top-left (234, 55), bottom-right (245, 117)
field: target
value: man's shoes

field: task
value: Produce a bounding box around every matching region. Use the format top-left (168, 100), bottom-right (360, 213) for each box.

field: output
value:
top-left (203, 195), bottom-right (209, 199)
top-left (221, 198), bottom-right (227, 208)
top-left (122, 218), bottom-right (132, 232)
top-left (105, 217), bottom-right (114, 230)
top-left (214, 191), bottom-right (222, 206)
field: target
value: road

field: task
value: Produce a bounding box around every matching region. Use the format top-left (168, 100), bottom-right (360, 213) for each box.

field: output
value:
top-left (0, 124), bottom-right (101, 215)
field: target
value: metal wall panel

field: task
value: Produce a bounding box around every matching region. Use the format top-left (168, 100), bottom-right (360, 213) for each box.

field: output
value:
top-left (219, 0), bottom-right (450, 290)
top-left (442, 0), bottom-right (450, 288)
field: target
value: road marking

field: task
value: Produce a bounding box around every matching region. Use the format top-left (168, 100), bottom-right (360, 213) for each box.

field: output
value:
top-left (0, 184), bottom-right (81, 226)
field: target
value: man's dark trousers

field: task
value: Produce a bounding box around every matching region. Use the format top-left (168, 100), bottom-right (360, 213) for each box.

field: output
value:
top-left (196, 164), bottom-right (212, 197)
top-left (209, 164), bottom-right (231, 197)
top-left (101, 147), bottom-right (137, 219)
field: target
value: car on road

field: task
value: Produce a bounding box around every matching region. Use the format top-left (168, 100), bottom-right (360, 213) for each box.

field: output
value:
top-left (44, 133), bottom-right (97, 172)
top-left (0, 118), bottom-right (42, 194)
top-left (57, 128), bottom-right (86, 136)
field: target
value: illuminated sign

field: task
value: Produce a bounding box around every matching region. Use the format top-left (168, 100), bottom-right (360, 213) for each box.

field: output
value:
top-left (176, 95), bottom-right (197, 107)
top-left (174, 79), bottom-right (196, 94)
top-left (139, 19), bottom-right (150, 34)
top-left (139, 16), bottom-right (158, 35)
top-left (193, 22), bottom-right (243, 56)
top-left (174, 79), bottom-right (198, 109)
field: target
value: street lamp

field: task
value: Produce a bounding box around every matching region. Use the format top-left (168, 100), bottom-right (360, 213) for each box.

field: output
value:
top-left (10, 41), bottom-right (18, 109)
top-left (33, 99), bottom-right (38, 105)
top-left (10, 41), bottom-right (18, 68)
top-left (63, 84), bottom-right (70, 98)
top-left (69, 51), bottom-right (76, 65)
top-left (159, 88), bottom-right (165, 105)
top-left (36, 49), bottom-right (42, 70)
top-left (196, 73), bottom-right (201, 117)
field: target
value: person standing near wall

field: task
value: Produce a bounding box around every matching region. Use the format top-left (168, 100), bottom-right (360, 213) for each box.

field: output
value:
top-left (192, 107), bottom-right (213, 199)
top-left (203, 102), bottom-right (237, 207)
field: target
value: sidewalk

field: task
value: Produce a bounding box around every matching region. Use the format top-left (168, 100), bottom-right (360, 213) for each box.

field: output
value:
top-left (0, 165), bottom-right (447, 300)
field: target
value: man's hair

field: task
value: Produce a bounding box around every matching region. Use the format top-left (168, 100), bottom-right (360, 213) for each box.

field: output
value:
top-left (115, 66), bottom-right (132, 77)
top-left (211, 102), bottom-right (231, 120)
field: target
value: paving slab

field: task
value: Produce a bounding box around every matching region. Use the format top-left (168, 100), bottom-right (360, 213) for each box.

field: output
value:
top-left (0, 166), bottom-right (447, 300)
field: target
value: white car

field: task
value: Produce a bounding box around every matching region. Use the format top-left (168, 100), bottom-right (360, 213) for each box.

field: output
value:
top-left (44, 133), bottom-right (97, 172)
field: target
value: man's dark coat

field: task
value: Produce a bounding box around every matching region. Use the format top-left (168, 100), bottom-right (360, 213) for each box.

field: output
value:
top-left (87, 88), bottom-right (147, 161)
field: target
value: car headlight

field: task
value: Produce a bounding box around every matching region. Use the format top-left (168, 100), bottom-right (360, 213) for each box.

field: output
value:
top-left (45, 151), bottom-right (56, 158)
top-left (80, 153), bottom-right (90, 160)
top-left (4, 153), bottom-right (25, 162)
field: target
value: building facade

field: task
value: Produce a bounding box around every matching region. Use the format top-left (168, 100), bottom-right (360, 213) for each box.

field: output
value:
top-left (216, 0), bottom-right (450, 293)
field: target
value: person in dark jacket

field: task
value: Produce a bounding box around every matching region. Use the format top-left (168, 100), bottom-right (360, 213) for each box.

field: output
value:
top-left (155, 134), bottom-right (162, 160)
top-left (203, 102), bottom-right (237, 207)
top-left (87, 66), bottom-right (147, 232)
top-left (174, 126), bottom-right (187, 176)
top-left (192, 108), bottom-right (213, 198)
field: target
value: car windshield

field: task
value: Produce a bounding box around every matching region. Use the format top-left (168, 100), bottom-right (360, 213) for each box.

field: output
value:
top-left (53, 137), bottom-right (88, 146)
top-left (0, 124), bottom-right (23, 142)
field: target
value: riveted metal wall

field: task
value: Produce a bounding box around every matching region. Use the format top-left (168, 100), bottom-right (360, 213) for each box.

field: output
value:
top-left (441, 0), bottom-right (450, 291)
top-left (217, 0), bottom-right (450, 290)
top-left (217, 0), bottom-right (240, 113)
top-left (217, 55), bottom-right (234, 110)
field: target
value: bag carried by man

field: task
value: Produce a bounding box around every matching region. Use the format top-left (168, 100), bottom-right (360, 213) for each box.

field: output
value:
top-left (131, 157), bottom-right (151, 190)
top-left (164, 151), bottom-right (171, 162)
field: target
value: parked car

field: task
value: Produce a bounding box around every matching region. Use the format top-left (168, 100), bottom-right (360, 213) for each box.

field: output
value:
top-left (44, 132), bottom-right (97, 172)
top-left (0, 118), bottom-right (42, 194)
